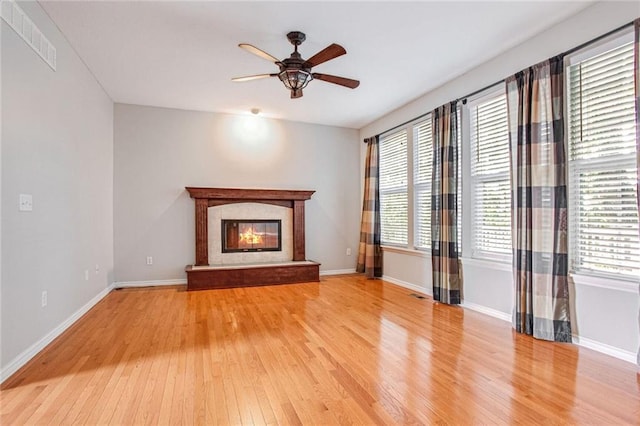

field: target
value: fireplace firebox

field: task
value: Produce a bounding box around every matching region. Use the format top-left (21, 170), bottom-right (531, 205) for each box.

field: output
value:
top-left (221, 219), bottom-right (282, 253)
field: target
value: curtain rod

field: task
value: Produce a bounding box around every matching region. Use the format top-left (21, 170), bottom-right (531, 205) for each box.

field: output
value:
top-left (365, 19), bottom-right (635, 142)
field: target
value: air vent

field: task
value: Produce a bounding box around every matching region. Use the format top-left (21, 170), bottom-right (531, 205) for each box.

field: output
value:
top-left (409, 293), bottom-right (426, 300)
top-left (1, 0), bottom-right (56, 70)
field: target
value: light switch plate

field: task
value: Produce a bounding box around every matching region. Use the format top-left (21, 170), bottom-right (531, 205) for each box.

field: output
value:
top-left (19, 194), bottom-right (33, 211)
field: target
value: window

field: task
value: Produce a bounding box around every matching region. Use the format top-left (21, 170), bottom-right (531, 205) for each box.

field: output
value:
top-left (469, 92), bottom-right (512, 260)
top-left (455, 106), bottom-right (463, 252)
top-left (379, 109), bottom-right (462, 252)
top-left (413, 118), bottom-right (432, 249)
top-left (567, 37), bottom-right (639, 279)
top-left (412, 110), bottom-right (462, 252)
top-left (379, 129), bottom-right (408, 246)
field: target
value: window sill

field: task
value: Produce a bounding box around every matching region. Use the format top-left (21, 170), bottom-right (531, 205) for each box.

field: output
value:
top-left (381, 245), bottom-right (430, 258)
top-left (380, 250), bottom-right (514, 270)
top-left (570, 273), bottom-right (639, 294)
top-left (461, 257), bottom-right (512, 272)
top-left (379, 250), bottom-right (639, 294)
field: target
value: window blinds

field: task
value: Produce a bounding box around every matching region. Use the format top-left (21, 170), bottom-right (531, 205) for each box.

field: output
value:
top-left (470, 94), bottom-right (512, 258)
top-left (380, 129), bottom-right (408, 246)
top-left (568, 41), bottom-right (639, 278)
top-left (413, 118), bottom-right (432, 249)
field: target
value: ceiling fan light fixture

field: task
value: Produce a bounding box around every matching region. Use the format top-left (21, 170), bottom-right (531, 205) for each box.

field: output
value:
top-left (278, 69), bottom-right (312, 91)
top-left (234, 31), bottom-right (359, 99)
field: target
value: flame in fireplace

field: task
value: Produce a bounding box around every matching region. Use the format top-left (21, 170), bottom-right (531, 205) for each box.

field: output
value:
top-left (239, 227), bottom-right (263, 245)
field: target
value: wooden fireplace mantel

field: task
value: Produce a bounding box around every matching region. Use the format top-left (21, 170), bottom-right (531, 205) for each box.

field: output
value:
top-left (186, 187), bottom-right (315, 202)
top-left (186, 187), bottom-right (315, 266)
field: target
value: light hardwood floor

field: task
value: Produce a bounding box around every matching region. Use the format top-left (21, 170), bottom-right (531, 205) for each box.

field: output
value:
top-left (1, 275), bottom-right (639, 424)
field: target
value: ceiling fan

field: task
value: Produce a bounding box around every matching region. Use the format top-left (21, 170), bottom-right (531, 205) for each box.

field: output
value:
top-left (232, 31), bottom-right (360, 99)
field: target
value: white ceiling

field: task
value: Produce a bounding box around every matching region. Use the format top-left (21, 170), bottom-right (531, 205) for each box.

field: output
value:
top-left (40, 1), bottom-right (594, 129)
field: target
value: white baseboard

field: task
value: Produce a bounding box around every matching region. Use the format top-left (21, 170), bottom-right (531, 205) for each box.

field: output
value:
top-left (382, 275), bottom-right (433, 296)
top-left (461, 301), bottom-right (511, 322)
top-left (382, 275), bottom-right (638, 365)
top-left (572, 335), bottom-right (637, 364)
top-left (0, 283), bottom-right (115, 384)
top-left (461, 302), bottom-right (637, 364)
top-left (114, 279), bottom-right (187, 288)
top-left (320, 269), bottom-right (356, 276)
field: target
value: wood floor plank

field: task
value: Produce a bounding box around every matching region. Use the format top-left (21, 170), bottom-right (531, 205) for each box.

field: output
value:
top-left (1, 276), bottom-right (639, 425)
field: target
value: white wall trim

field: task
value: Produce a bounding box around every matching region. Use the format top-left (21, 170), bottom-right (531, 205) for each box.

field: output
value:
top-left (572, 335), bottom-right (637, 364)
top-left (382, 245), bottom-right (429, 258)
top-left (461, 301), bottom-right (511, 322)
top-left (114, 279), bottom-right (187, 288)
top-left (382, 275), bottom-right (433, 296)
top-left (383, 253), bottom-right (638, 293)
top-left (570, 273), bottom-right (639, 294)
top-left (320, 269), bottom-right (357, 276)
top-left (0, 283), bottom-right (114, 384)
top-left (461, 257), bottom-right (512, 272)
top-left (383, 274), bottom-right (638, 365)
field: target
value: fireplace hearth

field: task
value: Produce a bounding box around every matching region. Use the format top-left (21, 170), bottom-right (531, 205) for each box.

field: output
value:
top-left (222, 219), bottom-right (281, 253)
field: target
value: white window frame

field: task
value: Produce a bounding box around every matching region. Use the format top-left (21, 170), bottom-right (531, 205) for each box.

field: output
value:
top-left (379, 109), bottom-right (463, 254)
top-left (565, 28), bottom-right (639, 282)
top-left (379, 129), bottom-right (409, 247)
top-left (464, 88), bottom-right (512, 264)
top-left (413, 116), bottom-right (433, 251)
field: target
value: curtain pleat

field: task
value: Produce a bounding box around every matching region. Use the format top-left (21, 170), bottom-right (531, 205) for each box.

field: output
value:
top-left (506, 56), bottom-right (572, 342)
top-left (356, 136), bottom-right (383, 278)
top-left (431, 102), bottom-right (462, 304)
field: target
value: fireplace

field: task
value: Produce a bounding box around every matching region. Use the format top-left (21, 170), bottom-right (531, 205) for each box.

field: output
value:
top-left (222, 219), bottom-right (281, 253)
top-left (185, 187), bottom-right (320, 291)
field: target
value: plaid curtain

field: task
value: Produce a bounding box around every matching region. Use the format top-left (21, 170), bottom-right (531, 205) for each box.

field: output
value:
top-left (356, 136), bottom-right (382, 278)
top-left (506, 56), bottom-right (572, 342)
top-left (634, 18), bottom-right (639, 366)
top-left (431, 101), bottom-right (462, 304)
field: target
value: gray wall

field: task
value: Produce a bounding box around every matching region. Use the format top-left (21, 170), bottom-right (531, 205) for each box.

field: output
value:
top-left (360, 1), bottom-right (639, 359)
top-left (1, 2), bottom-right (114, 369)
top-left (114, 104), bottom-right (361, 282)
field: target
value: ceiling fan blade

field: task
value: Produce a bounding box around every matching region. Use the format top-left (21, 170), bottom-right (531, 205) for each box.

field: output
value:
top-left (291, 89), bottom-right (303, 99)
top-left (312, 73), bottom-right (360, 89)
top-left (239, 44), bottom-right (280, 63)
top-left (304, 43), bottom-right (346, 67)
top-left (231, 73), bottom-right (277, 82)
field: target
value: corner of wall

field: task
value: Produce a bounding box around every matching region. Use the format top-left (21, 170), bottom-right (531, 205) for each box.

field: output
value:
top-left (0, 284), bottom-right (114, 384)
top-left (1, 0), bottom-right (115, 374)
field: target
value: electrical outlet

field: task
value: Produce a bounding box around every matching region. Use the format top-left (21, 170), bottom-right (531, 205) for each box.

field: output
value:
top-left (19, 194), bottom-right (33, 211)
top-left (346, 247), bottom-right (352, 256)
top-left (146, 256), bottom-right (153, 265)
top-left (41, 291), bottom-right (47, 307)
top-left (84, 270), bottom-right (89, 281)
top-left (95, 264), bottom-right (100, 274)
